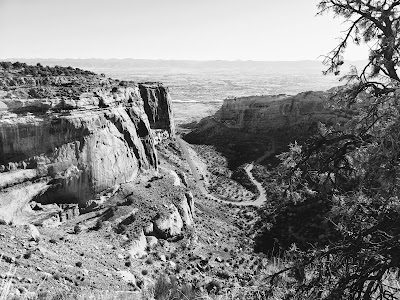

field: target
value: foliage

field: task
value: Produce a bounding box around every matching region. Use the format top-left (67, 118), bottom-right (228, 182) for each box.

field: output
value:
top-left (152, 274), bottom-right (200, 300)
top-left (258, 81), bottom-right (400, 298)
top-left (254, 2), bottom-right (400, 298)
top-left (0, 61), bottom-right (96, 77)
top-left (318, 0), bottom-right (400, 99)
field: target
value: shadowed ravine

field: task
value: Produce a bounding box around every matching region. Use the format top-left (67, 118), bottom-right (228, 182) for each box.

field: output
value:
top-left (177, 136), bottom-right (273, 207)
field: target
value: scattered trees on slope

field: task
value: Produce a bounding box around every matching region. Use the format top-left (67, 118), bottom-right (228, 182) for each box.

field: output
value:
top-left (259, 1), bottom-right (400, 299)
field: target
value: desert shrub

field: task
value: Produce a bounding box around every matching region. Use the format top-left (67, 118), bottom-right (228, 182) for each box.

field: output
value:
top-left (153, 274), bottom-right (199, 300)
top-left (91, 219), bottom-right (103, 231)
top-left (141, 269), bottom-right (149, 276)
top-left (12, 61), bottom-right (25, 69)
top-left (114, 223), bottom-right (127, 234)
top-left (73, 224), bottom-right (82, 234)
top-left (153, 274), bottom-right (171, 299)
top-left (205, 279), bottom-right (222, 295)
top-left (0, 62), bottom-right (12, 69)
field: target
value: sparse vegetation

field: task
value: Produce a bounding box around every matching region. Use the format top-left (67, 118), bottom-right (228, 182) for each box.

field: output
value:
top-left (6, 1), bottom-right (400, 296)
top-left (0, 61), bottom-right (95, 77)
top-left (254, 1), bottom-right (400, 299)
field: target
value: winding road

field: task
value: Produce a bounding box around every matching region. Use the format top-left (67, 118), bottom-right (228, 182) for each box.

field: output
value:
top-left (177, 137), bottom-right (274, 207)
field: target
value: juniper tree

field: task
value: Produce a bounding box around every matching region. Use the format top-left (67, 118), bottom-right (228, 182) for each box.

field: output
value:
top-left (261, 1), bottom-right (400, 299)
top-left (319, 0), bottom-right (400, 97)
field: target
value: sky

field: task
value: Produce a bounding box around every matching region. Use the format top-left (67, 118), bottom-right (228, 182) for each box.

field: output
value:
top-left (0, 0), bottom-right (370, 61)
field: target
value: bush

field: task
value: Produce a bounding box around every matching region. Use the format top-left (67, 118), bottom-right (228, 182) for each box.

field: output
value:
top-left (73, 224), bottom-right (82, 234)
top-left (153, 274), bottom-right (199, 300)
top-left (0, 62), bottom-right (12, 69)
top-left (141, 269), bottom-right (149, 276)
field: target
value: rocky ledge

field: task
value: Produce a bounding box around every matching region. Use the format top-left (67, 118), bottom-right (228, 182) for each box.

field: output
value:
top-left (0, 63), bottom-right (175, 224)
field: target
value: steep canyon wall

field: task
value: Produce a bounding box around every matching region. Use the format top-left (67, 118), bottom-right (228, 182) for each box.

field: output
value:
top-left (0, 67), bottom-right (175, 223)
top-left (185, 91), bottom-right (354, 167)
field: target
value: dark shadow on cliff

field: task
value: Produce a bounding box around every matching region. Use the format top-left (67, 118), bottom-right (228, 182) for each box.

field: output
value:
top-left (182, 117), bottom-right (271, 169)
top-left (181, 115), bottom-right (319, 170)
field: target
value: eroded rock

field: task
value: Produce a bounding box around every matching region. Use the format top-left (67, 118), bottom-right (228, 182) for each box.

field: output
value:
top-left (184, 91), bottom-right (354, 165)
top-left (0, 65), bottom-right (175, 224)
top-left (153, 204), bottom-right (183, 239)
top-left (176, 192), bottom-right (195, 227)
top-left (128, 229), bottom-right (147, 258)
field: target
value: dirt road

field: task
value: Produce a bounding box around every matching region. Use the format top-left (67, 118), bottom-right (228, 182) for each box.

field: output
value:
top-left (177, 137), bottom-right (274, 207)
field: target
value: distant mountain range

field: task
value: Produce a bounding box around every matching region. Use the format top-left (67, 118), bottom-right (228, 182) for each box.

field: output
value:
top-left (0, 58), bottom-right (368, 73)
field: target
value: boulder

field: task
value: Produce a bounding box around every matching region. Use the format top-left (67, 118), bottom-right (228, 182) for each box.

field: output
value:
top-left (146, 236), bottom-right (158, 249)
top-left (128, 229), bottom-right (147, 258)
top-left (153, 204), bottom-right (183, 239)
top-left (25, 224), bottom-right (40, 242)
top-left (116, 270), bottom-right (136, 285)
top-left (143, 223), bottom-right (154, 236)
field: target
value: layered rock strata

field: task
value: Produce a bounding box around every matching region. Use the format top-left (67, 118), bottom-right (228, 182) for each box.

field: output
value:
top-left (185, 91), bottom-right (354, 166)
top-left (0, 64), bottom-right (175, 223)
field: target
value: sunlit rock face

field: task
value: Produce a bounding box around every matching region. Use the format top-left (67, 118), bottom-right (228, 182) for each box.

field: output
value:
top-left (216, 91), bottom-right (346, 132)
top-left (0, 65), bottom-right (175, 223)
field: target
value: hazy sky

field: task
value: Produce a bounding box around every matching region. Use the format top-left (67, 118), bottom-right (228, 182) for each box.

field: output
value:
top-left (0, 0), bottom-right (369, 61)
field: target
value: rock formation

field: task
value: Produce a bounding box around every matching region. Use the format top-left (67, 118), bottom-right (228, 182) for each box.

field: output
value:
top-left (184, 91), bottom-right (354, 167)
top-left (139, 83), bottom-right (175, 136)
top-left (153, 203), bottom-right (184, 239)
top-left (0, 64), bottom-right (175, 224)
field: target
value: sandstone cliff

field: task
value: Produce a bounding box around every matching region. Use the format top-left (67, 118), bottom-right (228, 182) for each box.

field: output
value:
top-left (184, 91), bottom-right (354, 168)
top-left (0, 63), bottom-right (175, 223)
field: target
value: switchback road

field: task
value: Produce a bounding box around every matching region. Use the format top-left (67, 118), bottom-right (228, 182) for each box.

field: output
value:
top-left (177, 137), bottom-right (274, 207)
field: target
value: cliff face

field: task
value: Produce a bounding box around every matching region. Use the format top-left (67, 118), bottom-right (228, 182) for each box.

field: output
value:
top-left (185, 91), bottom-right (353, 168)
top-left (139, 83), bottom-right (175, 136)
top-left (0, 65), bottom-right (175, 223)
top-left (216, 91), bottom-right (351, 132)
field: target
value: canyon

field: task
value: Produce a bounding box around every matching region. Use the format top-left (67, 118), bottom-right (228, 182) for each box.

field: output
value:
top-left (0, 65), bottom-right (174, 224)
top-left (184, 90), bottom-right (354, 167)
top-left (0, 62), bottom-right (358, 299)
top-left (0, 63), bottom-right (272, 299)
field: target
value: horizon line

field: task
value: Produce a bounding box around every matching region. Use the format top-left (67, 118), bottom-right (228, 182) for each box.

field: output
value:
top-left (0, 57), bottom-right (368, 63)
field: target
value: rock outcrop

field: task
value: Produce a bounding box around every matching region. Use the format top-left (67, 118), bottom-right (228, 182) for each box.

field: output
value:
top-left (177, 192), bottom-right (195, 227)
top-left (0, 63), bottom-right (175, 224)
top-left (129, 229), bottom-right (148, 258)
top-left (153, 203), bottom-right (184, 239)
top-left (139, 83), bottom-right (175, 136)
top-left (215, 92), bottom-right (340, 132)
top-left (184, 91), bottom-right (354, 167)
